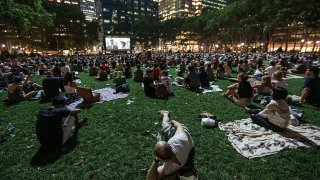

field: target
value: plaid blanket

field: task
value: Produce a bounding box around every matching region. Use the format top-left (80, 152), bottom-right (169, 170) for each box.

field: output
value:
top-left (219, 118), bottom-right (320, 159)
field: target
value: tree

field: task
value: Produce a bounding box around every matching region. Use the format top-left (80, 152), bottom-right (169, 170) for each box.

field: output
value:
top-left (43, 2), bottom-right (87, 51)
top-left (0, 0), bottom-right (54, 52)
top-left (132, 16), bottom-right (161, 49)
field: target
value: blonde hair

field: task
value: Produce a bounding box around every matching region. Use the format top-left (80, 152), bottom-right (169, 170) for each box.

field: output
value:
top-left (261, 75), bottom-right (271, 87)
top-left (273, 70), bottom-right (283, 81)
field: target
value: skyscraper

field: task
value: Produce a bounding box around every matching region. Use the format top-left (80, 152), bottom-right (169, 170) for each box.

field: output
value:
top-left (80, 0), bottom-right (97, 22)
top-left (158, 0), bottom-right (227, 21)
top-left (45, 0), bottom-right (80, 5)
top-left (100, 0), bottom-right (158, 36)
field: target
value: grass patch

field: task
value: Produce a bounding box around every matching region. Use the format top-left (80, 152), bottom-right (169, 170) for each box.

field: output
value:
top-left (0, 68), bottom-right (320, 179)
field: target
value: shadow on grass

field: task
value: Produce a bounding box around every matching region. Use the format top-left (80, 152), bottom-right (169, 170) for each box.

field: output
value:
top-left (277, 128), bottom-right (320, 148)
top-left (30, 128), bottom-right (80, 166)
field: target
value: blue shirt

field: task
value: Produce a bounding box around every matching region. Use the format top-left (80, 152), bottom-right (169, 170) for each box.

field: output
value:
top-left (36, 107), bottom-right (70, 148)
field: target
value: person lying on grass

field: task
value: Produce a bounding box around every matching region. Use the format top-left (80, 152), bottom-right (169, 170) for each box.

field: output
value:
top-left (222, 73), bottom-right (253, 107)
top-left (36, 97), bottom-right (87, 150)
top-left (245, 87), bottom-right (290, 132)
top-left (147, 111), bottom-right (195, 180)
top-left (4, 76), bottom-right (37, 105)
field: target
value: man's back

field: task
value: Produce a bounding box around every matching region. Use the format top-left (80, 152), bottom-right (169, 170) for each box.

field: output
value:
top-left (42, 77), bottom-right (62, 98)
top-left (36, 107), bottom-right (70, 148)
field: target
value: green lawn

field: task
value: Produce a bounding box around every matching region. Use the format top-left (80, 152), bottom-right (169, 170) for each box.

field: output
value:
top-left (1, 69), bottom-right (320, 179)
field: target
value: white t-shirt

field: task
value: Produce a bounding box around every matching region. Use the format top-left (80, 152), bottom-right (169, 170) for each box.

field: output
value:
top-left (265, 66), bottom-right (277, 77)
top-left (272, 80), bottom-right (287, 89)
top-left (258, 99), bottom-right (291, 128)
top-left (61, 66), bottom-right (70, 76)
top-left (162, 132), bottom-right (193, 175)
top-left (160, 76), bottom-right (173, 94)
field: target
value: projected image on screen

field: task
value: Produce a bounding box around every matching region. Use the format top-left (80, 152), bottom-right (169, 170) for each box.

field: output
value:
top-left (105, 37), bottom-right (130, 50)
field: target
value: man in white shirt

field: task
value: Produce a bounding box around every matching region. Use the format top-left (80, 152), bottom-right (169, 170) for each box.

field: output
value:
top-left (264, 61), bottom-right (277, 77)
top-left (146, 111), bottom-right (194, 180)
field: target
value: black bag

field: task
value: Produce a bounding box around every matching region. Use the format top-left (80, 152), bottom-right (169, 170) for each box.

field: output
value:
top-left (115, 84), bottom-right (130, 93)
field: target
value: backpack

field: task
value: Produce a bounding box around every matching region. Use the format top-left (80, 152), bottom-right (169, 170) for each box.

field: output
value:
top-left (115, 84), bottom-right (130, 93)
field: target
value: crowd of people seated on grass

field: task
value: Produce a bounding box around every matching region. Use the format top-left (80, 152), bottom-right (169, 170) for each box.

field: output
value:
top-left (0, 51), bottom-right (319, 103)
top-left (0, 51), bottom-right (320, 178)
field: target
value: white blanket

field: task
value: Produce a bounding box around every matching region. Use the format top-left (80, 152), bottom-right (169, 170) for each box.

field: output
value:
top-left (283, 74), bottom-right (304, 80)
top-left (67, 87), bottom-right (128, 109)
top-left (172, 82), bottom-right (223, 93)
top-left (219, 118), bottom-right (320, 159)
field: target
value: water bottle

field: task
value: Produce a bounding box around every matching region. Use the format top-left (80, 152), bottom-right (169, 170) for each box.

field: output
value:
top-left (7, 123), bottom-right (15, 134)
top-left (156, 132), bottom-right (162, 141)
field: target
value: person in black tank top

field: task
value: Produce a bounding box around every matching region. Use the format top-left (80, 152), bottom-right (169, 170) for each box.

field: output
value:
top-left (222, 73), bottom-right (253, 107)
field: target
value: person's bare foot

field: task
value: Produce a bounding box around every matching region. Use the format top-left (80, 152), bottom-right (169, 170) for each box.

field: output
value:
top-left (158, 110), bottom-right (170, 118)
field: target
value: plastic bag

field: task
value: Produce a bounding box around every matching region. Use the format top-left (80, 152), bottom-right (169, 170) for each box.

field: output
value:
top-left (201, 118), bottom-right (216, 127)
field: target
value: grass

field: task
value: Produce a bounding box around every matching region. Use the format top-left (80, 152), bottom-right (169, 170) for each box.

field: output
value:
top-left (1, 68), bottom-right (320, 179)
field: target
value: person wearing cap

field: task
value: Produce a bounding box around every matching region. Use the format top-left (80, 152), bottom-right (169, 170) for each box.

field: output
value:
top-left (36, 97), bottom-right (86, 149)
top-left (4, 76), bottom-right (37, 104)
top-left (300, 66), bottom-right (320, 105)
top-left (143, 68), bottom-right (156, 97)
top-left (146, 111), bottom-right (194, 180)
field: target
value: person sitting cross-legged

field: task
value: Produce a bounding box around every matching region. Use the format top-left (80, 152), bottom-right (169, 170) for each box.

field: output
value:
top-left (146, 111), bottom-right (195, 180)
top-left (222, 73), bottom-right (253, 107)
top-left (36, 97), bottom-right (87, 150)
top-left (246, 87), bottom-right (290, 132)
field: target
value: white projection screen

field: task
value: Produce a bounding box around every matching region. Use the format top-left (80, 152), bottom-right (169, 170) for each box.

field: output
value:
top-left (105, 37), bottom-right (130, 50)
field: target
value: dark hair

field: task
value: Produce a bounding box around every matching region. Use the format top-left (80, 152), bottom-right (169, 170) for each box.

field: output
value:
top-left (52, 96), bottom-right (66, 106)
top-left (161, 70), bottom-right (168, 76)
top-left (270, 61), bottom-right (276, 66)
top-left (309, 66), bottom-right (319, 77)
top-left (272, 87), bottom-right (288, 100)
top-left (188, 65), bottom-right (195, 72)
top-left (63, 72), bottom-right (73, 85)
top-left (238, 73), bottom-right (248, 81)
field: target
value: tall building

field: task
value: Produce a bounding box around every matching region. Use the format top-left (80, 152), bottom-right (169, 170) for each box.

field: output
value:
top-left (158, 0), bottom-right (227, 21)
top-left (80, 0), bottom-right (97, 22)
top-left (45, 0), bottom-right (80, 5)
top-left (100, 0), bottom-right (158, 36)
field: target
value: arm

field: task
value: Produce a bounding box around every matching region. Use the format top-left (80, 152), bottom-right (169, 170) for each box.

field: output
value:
top-left (170, 120), bottom-right (184, 134)
top-left (300, 87), bottom-right (310, 104)
top-left (228, 82), bottom-right (238, 90)
top-left (70, 108), bottom-right (81, 117)
top-left (146, 159), bottom-right (160, 180)
top-left (258, 103), bottom-right (277, 117)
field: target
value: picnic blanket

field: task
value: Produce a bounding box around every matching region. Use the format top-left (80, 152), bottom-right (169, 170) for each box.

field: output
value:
top-left (173, 82), bottom-right (223, 94)
top-left (67, 87), bottom-right (128, 109)
top-left (283, 74), bottom-right (304, 80)
top-left (219, 118), bottom-right (320, 159)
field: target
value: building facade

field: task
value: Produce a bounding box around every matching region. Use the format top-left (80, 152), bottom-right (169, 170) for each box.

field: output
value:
top-left (45, 0), bottom-right (80, 5)
top-left (80, 0), bottom-right (97, 22)
top-left (100, 0), bottom-right (158, 36)
top-left (158, 0), bottom-right (227, 21)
